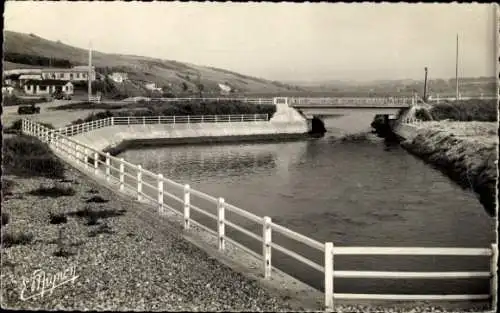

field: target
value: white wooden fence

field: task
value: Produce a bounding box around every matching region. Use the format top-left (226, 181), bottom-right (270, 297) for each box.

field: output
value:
top-left (51, 114), bottom-right (269, 137)
top-left (21, 117), bottom-right (497, 311)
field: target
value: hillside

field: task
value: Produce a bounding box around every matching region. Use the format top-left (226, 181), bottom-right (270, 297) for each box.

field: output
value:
top-left (3, 31), bottom-right (305, 96)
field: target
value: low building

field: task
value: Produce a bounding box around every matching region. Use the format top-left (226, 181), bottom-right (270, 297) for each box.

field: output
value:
top-left (23, 80), bottom-right (74, 96)
top-left (19, 74), bottom-right (43, 87)
top-left (2, 86), bottom-right (15, 96)
top-left (108, 72), bottom-right (128, 83)
top-left (144, 82), bottom-right (162, 92)
top-left (41, 67), bottom-right (96, 82)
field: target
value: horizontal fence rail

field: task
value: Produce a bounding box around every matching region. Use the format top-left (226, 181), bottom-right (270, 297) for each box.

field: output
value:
top-left (21, 117), bottom-right (497, 312)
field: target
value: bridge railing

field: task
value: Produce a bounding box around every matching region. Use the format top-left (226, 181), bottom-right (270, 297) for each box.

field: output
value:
top-left (21, 118), bottom-right (497, 312)
top-left (52, 114), bottom-right (269, 137)
top-left (288, 96), bottom-right (416, 107)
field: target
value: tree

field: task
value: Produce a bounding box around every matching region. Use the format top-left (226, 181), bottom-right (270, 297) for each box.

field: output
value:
top-left (197, 83), bottom-right (204, 98)
top-left (181, 82), bottom-right (188, 92)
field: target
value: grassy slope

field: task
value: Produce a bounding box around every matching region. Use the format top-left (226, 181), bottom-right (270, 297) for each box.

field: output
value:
top-left (3, 31), bottom-right (302, 95)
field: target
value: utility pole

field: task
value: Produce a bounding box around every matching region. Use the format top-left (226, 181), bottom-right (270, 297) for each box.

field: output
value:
top-left (423, 67), bottom-right (428, 101)
top-left (88, 42), bottom-right (92, 102)
top-left (455, 34), bottom-right (459, 101)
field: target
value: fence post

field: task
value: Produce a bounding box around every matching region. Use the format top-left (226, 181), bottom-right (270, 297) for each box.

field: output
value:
top-left (119, 158), bottom-right (125, 191)
top-left (128, 117), bottom-right (130, 125)
top-left (84, 148), bottom-right (89, 168)
top-left (158, 116), bottom-right (161, 124)
top-left (262, 216), bottom-right (272, 279)
top-left (254, 114), bottom-right (257, 122)
top-left (184, 184), bottom-right (190, 230)
top-left (111, 116), bottom-right (114, 126)
top-left (215, 115), bottom-right (218, 124)
top-left (324, 242), bottom-right (334, 312)
top-left (136, 165), bottom-right (143, 201)
top-left (105, 152), bottom-right (111, 181)
top-left (173, 116), bottom-right (176, 124)
top-left (93, 152), bottom-right (98, 174)
top-left (143, 117), bottom-right (145, 125)
top-left (491, 243), bottom-right (498, 310)
top-left (218, 197), bottom-right (225, 251)
top-left (157, 174), bottom-right (164, 215)
top-left (187, 116), bottom-right (190, 124)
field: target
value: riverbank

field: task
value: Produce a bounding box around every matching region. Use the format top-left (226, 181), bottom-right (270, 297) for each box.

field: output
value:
top-left (397, 121), bottom-right (497, 217)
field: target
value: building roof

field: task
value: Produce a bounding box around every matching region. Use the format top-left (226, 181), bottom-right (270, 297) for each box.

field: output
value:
top-left (24, 79), bottom-right (72, 87)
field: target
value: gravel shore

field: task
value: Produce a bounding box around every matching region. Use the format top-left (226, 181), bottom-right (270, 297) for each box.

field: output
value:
top-left (1, 166), bottom-right (297, 311)
top-left (1, 154), bottom-right (493, 312)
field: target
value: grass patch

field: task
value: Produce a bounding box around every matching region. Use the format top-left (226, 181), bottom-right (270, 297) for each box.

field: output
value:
top-left (3, 135), bottom-right (65, 179)
top-left (68, 206), bottom-right (125, 223)
top-left (53, 248), bottom-right (75, 258)
top-left (2, 231), bottom-right (34, 248)
top-left (49, 212), bottom-right (68, 224)
top-left (88, 223), bottom-right (114, 237)
top-left (86, 195), bottom-right (109, 203)
top-left (29, 184), bottom-right (76, 198)
top-left (428, 99), bottom-right (497, 122)
top-left (87, 188), bottom-right (99, 194)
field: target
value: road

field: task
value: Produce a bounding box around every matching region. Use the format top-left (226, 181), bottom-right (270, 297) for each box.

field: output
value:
top-left (2, 100), bottom-right (106, 128)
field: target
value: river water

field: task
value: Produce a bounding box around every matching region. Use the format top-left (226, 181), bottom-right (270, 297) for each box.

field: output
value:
top-left (119, 114), bottom-right (496, 296)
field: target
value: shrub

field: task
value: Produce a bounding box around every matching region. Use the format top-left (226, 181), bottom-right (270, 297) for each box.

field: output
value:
top-left (49, 212), bottom-right (68, 224)
top-left (3, 135), bottom-right (65, 178)
top-left (86, 196), bottom-right (109, 203)
top-left (68, 207), bottom-right (125, 220)
top-left (2, 95), bottom-right (43, 107)
top-left (69, 100), bottom-right (276, 124)
top-left (2, 231), bottom-right (34, 248)
top-left (29, 184), bottom-right (75, 198)
top-left (429, 99), bottom-right (497, 122)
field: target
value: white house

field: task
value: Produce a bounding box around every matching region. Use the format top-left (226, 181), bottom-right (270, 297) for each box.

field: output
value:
top-left (218, 83), bottom-right (232, 94)
top-left (24, 80), bottom-right (74, 96)
top-left (144, 82), bottom-right (162, 92)
top-left (108, 72), bottom-right (128, 83)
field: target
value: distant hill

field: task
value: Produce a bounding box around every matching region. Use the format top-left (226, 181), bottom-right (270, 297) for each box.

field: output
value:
top-left (3, 31), bottom-right (305, 97)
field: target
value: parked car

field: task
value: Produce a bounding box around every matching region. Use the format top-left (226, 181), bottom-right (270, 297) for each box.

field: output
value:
top-left (18, 104), bottom-right (40, 115)
top-left (52, 90), bottom-right (71, 100)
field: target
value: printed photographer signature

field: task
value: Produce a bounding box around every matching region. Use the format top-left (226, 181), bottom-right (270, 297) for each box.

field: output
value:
top-left (20, 265), bottom-right (78, 301)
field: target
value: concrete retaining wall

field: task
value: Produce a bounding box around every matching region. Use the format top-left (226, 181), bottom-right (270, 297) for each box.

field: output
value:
top-left (73, 121), bottom-right (309, 152)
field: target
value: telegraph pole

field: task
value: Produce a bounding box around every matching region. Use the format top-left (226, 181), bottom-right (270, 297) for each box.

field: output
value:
top-left (423, 67), bottom-right (428, 101)
top-left (455, 34), bottom-right (459, 101)
top-left (88, 42), bottom-right (92, 101)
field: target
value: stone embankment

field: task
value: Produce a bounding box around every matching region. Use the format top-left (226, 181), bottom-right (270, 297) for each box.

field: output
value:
top-left (395, 121), bottom-right (498, 217)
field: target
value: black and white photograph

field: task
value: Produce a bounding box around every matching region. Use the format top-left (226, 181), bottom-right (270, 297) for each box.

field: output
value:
top-left (1, 2), bottom-right (498, 312)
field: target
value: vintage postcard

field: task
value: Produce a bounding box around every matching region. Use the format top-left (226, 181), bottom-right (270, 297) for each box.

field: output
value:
top-left (1, 2), bottom-right (498, 312)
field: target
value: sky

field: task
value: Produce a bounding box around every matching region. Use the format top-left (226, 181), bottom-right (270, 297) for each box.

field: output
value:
top-left (3, 2), bottom-right (497, 82)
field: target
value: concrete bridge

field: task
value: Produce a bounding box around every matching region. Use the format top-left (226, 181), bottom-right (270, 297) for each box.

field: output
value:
top-left (274, 96), bottom-right (415, 118)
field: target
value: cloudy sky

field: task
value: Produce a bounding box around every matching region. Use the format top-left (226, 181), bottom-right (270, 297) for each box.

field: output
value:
top-left (4, 2), bottom-right (497, 82)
